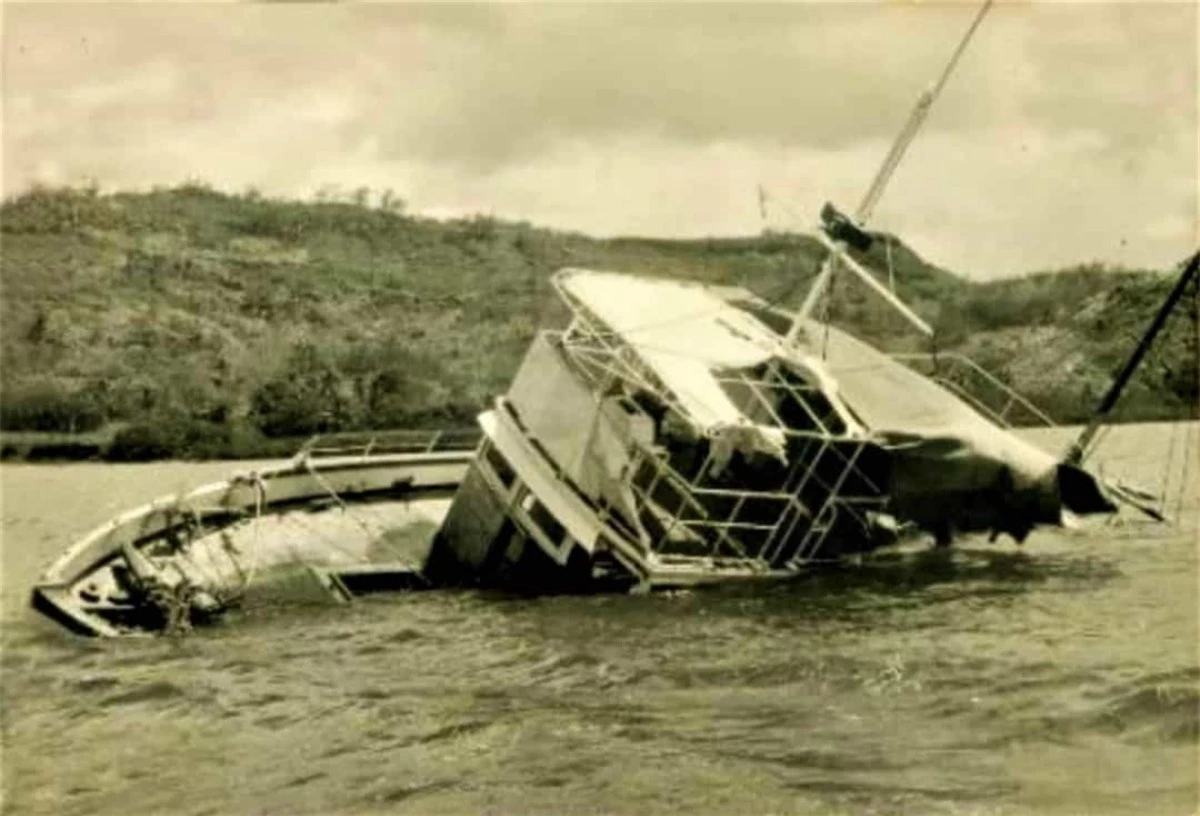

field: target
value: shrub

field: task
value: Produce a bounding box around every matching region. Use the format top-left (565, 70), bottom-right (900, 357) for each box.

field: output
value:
top-left (0, 381), bottom-right (106, 433)
top-left (24, 441), bottom-right (103, 461)
top-left (249, 342), bottom-right (348, 437)
top-left (0, 184), bottom-right (121, 234)
top-left (106, 422), bottom-right (178, 461)
top-left (105, 416), bottom-right (231, 461)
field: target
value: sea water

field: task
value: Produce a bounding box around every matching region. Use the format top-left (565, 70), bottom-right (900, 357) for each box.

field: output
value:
top-left (1, 424), bottom-right (1197, 816)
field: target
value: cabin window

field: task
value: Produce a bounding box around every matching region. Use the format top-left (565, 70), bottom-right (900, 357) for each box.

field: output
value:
top-left (521, 494), bottom-right (567, 546)
top-left (484, 443), bottom-right (517, 488)
top-left (490, 519), bottom-right (527, 567)
top-left (776, 368), bottom-right (847, 435)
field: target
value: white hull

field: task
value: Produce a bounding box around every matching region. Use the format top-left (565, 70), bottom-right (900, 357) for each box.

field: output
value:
top-left (32, 451), bottom-right (469, 636)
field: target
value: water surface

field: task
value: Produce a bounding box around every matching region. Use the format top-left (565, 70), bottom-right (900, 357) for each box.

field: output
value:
top-left (2, 424), bottom-right (1197, 815)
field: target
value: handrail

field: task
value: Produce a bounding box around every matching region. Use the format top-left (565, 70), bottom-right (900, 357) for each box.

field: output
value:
top-left (300, 428), bottom-right (483, 459)
top-left (891, 352), bottom-right (1057, 427)
top-left (630, 456), bottom-right (760, 559)
top-left (627, 430), bottom-right (881, 567)
top-left (931, 377), bottom-right (1014, 429)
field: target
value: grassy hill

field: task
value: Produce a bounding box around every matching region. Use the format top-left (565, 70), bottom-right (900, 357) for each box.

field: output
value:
top-left (1, 184), bottom-right (1195, 460)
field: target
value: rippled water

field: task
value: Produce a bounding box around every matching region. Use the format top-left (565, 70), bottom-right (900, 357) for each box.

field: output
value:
top-left (2, 424), bottom-right (1197, 816)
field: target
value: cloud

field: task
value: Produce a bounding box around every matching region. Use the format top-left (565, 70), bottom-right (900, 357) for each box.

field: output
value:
top-left (1, 1), bottom-right (1195, 277)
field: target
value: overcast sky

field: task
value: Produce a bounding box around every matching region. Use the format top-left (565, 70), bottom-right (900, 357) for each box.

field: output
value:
top-left (3, 1), bottom-right (1196, 278)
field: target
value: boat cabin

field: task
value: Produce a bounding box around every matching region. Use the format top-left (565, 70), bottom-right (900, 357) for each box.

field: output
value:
top-left (424, 269), bottom-right (895, 590)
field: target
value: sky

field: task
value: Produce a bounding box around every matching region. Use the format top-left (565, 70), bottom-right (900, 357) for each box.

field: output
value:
top-left (2, 1), bottom-right (1196, 279)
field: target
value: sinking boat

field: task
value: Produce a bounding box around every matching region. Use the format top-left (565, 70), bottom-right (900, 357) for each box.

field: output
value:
top-left (31, 432), bottom-right (477, 637)
top-left (29, 0), bottom-right (1195, 636)
top-left (419, 258), bottom-right (1141, 593)
top-left (31, 249), bottom-right (1196, 637)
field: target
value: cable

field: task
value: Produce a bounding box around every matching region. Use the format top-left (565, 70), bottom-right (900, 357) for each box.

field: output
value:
top-left (1173, 420), bottom-right (1193, 517)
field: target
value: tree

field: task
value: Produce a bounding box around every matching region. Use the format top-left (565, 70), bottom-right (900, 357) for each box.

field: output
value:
top-left (249, 342), bottom-right (348, 437)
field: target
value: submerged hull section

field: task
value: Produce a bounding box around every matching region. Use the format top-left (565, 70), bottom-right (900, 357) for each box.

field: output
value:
top-left (31, 451), bottom-right (469, 636)
top-left (423, 405), bottom-right (646, 593)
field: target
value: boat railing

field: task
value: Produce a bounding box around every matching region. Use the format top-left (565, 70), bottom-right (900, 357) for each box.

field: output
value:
top-left (552, 311), bottom-right (890, 563)
top-left (297, 428), bottom-right (483, 459)
top-left (624, 430), bottom-right (885, 568)
top-left (890, 352), bottom-right (1056, 428)
top-left (628, 450), bottom-right (800, 562)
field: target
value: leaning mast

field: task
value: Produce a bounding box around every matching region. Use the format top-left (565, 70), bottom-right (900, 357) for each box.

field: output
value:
top-left (1065, 251), bottom-right (1200, 466)
top-left (786, 0), bottom-right (995, 345)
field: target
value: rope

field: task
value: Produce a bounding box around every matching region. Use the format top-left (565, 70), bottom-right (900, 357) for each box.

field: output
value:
top-left (296, 453), bottom-right (401, 559)
top-left (217, 471), bottom-right (267, 602)
top-left (1090, 422), bottom-right (1114, 454)
top-left (1158, 421), bottom-right (1179, 508)
top-left (242, 473), bottom-right (265, 593)
top-left (165, 502), bottom-right (225, 590)
top-left (820, 251), bottom-right (838, 360)
top-left (288, 505), bottom-right (398, 567)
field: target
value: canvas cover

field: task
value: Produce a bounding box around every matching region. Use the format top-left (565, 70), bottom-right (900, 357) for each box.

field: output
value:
top-left (797, 319), bottom-right (1116, 537)
top-left (802, 319), bottom-right (1058, 474)
top-left (556, 269), bottom-right (787, 464)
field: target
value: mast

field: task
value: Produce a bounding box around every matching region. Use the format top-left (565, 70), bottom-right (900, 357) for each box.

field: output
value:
top-left (854, 0), bottom-right (994, 225)
top-left (1064, 251), bottom-right (1200, 465)
top-left (786, 0), bottom-right (994, 345)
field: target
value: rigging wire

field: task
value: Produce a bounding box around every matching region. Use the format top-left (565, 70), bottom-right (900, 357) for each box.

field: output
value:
top-left (820, 250), bottom-right (837, 360)
top-left (1082, 260), bottom-right (1198, 465)
top-left (795, 0), bottom-right (995, 333)
top-left (212, 472), bottom-right (267, 602)
top-left (1169, 269), bottom-right (1200, 517)
top-left (1173, 420), bottom-right (1193, 518)
top-left (1157, 421), bottom-right (1179, 508)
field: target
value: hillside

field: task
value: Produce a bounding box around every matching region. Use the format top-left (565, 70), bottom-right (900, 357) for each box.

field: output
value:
top-left (1, 184), bottom-right (1195, 460)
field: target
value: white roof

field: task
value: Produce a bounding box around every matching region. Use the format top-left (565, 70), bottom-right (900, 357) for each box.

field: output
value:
top-left (556, 269), bottom-right (781, 432)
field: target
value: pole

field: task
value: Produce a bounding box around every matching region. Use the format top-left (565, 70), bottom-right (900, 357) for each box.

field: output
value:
top-left (1065, 251), bottom-right (1200, 465)
top-left (855, 0), bottom-right (994, 224)
top-left (790, 0), bottom-right (994, 340)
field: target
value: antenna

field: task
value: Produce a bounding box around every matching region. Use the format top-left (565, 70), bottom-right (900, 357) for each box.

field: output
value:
top-left (786, 0), bottom-right (995, 344)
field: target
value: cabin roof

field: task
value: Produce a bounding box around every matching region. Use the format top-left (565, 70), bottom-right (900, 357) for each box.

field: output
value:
top-left (554, 268), bottom-right (784, 433)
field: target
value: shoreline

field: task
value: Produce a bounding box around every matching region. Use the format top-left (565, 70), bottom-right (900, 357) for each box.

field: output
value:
top-left (4, 419), bottom-right (1196, 465)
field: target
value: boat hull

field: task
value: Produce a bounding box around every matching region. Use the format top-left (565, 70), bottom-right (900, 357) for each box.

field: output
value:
top-left (31, 451), bottom-right (470, 636)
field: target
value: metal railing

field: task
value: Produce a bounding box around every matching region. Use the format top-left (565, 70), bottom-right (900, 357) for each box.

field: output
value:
top-left (890, 352), bottom-right (1056, 428)
top-left (623, 430), bottom-right (885, 569)
top-left (628, 447), bottom-right (800, 562)
top-left (546, 322), bottom-right (893, 569)
top-left (297, 428), bottom-right (483, 459)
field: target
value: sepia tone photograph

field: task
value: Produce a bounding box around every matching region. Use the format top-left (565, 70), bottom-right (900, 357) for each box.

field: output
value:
top-left (1, 1), bottom-right (1197, 815)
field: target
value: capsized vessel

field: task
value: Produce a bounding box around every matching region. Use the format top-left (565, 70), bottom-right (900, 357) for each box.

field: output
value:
top-left (34, 248), bottom-right (1183, 636)
top-left (421, 262), bottom-right (1122, 592)
top-left (30, 0), bottom-right (1187, 635)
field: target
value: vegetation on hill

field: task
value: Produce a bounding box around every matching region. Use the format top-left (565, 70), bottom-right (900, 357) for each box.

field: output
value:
top-left (1, 183), bottom-right (1195, 461)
